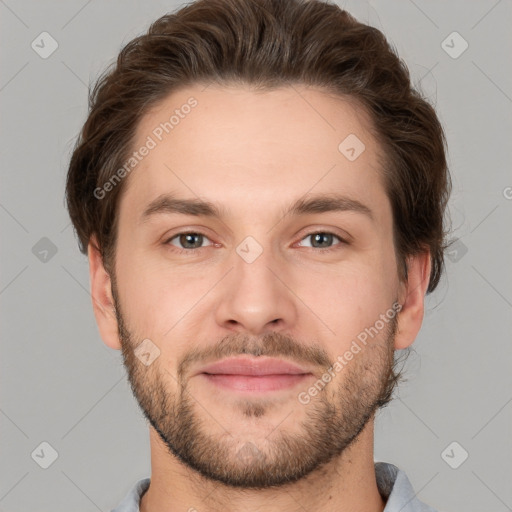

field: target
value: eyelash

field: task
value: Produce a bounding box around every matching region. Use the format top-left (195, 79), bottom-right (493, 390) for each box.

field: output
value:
top-left (163, 231), bottom-right (348, 255)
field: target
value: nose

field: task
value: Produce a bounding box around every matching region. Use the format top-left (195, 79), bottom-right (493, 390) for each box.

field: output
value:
top-left (214, 242), bottom-right (298, 336)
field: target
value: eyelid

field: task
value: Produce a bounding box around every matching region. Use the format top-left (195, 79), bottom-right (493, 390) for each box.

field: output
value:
top-left (297, 232), bottom-right (343, 244)
top-left (164, 230), bottom-right (215, 250)
top-left (163, 228), bottom-right (350, 254)
top-left (295, 225), bottom-right (352, 244)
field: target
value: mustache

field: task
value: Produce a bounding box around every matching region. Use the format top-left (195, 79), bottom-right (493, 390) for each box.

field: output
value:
top-left (177, 331), bottom-right (333, 381)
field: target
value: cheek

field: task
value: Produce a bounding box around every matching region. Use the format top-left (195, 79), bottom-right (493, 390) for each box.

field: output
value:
top-left (115, 248), bottom-right (169, 333)
top-left (116, 248), bottom-right (214, 337)
top-left (115, 231), bottom-right (399, 347)
top-left (298, 259), bottom-right (397, 345)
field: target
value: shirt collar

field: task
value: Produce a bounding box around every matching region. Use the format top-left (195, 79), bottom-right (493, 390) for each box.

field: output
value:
top-left (112, 462), bottom-right (437, 511)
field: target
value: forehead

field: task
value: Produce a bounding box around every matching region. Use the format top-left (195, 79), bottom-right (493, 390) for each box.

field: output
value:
top-left (119, 84), bottom-right (388, 222)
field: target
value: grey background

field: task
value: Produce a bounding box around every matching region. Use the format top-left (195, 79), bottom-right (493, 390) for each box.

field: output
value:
top-left (1, 0), bottom-right (511, 510)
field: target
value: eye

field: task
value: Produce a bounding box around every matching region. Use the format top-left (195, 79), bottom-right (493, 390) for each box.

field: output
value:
top-left (165, 232), bottom-right (213, 252)
top-left (296, 231), bottom-right (346, 252)
top-left (163, 230), bottom-right (348, 255)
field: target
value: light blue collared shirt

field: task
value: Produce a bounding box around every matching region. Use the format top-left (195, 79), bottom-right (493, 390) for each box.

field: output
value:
top-left (111, 462), bottom-right (439, 511)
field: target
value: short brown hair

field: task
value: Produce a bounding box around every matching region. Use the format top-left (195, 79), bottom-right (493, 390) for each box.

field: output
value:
top-left (66, 0), bottom-right (451, 292)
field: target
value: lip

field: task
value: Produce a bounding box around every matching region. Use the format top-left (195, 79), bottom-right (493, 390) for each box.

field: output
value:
top-left (200, 373), bottom-right (311, 392)
top-left (196, 356), bottom-right (312, 377)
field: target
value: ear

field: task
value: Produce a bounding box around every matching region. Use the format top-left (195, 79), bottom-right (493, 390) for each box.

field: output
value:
top-left (88, 236), bottom-right (122, 350)
top-left (394, 251), bottom-right (431, 350)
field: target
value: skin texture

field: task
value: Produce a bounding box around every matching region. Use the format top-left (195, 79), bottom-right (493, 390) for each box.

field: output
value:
top-left (88, 84), bottom-right (431, 512)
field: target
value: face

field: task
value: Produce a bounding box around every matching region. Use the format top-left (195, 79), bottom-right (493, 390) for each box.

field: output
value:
top-left (108, 84), bottom-right (404, 488)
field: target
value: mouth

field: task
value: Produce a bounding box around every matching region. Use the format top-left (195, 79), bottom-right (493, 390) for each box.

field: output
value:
top-left (196, 356), bottom-right (313, 393)
top-left (200, 373), bottom-right (312, 392)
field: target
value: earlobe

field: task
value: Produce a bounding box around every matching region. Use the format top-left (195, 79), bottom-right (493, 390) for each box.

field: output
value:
top-left (394, 251), bottom-right (431, 350)
top-left (88, 236), bottom-right (122, 350)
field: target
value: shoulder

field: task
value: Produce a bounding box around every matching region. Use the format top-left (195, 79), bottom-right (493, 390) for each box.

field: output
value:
top-left (110, 477), bottom-right (151, 512)
top-left (375, 462), bottom-right (439, 512)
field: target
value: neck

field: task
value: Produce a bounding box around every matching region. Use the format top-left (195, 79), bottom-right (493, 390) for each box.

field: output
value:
top-left (140, 418), bottom-right (386, 512)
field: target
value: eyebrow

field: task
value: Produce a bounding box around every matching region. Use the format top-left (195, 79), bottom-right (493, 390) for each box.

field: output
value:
top-left (139, 192), bottom-right (373, 224)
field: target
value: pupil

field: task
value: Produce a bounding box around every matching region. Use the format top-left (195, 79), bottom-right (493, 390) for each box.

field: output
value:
top-left (178, 233), bottom-right (333, 249)
top-left (181, 233), bottom-right (201, 248)
top-left (314, 233), bottom-right (332, 248)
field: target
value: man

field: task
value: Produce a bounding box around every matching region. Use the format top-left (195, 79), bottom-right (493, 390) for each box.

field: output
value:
top-left (65, 0), bottom-right (450, 510)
